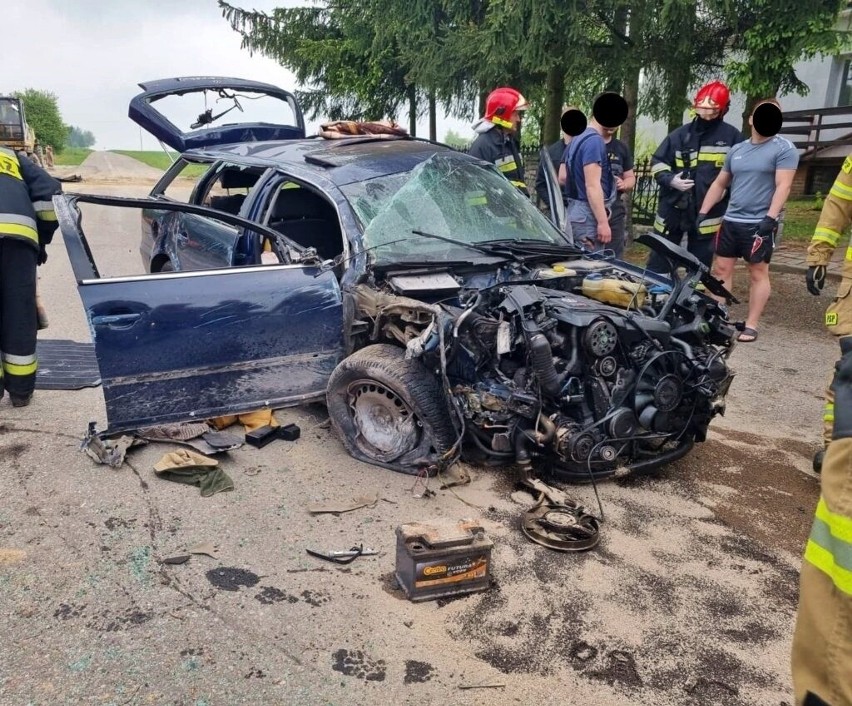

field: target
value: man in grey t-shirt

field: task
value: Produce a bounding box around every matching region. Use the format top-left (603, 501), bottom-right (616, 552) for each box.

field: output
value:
top-left (698, 99), bottom-right (799, 342)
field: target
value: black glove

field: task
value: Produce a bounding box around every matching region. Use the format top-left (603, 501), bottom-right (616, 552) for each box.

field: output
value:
top-left (696, 212), bottom-right (707, 233)
top-left (806, 265), bottom-right (826, 296)
top-left (757, 215), bottom-right (778, 238)
top-left (831, 336), bottom-right (852, 440)
top-left (37, 245), bottom-right (47, 266)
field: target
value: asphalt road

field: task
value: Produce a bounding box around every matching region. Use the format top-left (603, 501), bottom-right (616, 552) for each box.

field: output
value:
top-left (0, 171), bottom-right (839, 705)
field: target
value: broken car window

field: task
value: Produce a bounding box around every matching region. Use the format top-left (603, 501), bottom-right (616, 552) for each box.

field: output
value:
top-left (340, 154), bottom-right (567, 262)
top-left (157, 158), bottom-right (216, 203)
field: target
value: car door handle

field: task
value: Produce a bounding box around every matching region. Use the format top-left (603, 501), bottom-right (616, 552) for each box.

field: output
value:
top-left (91, 313), bottom-right (142, 328)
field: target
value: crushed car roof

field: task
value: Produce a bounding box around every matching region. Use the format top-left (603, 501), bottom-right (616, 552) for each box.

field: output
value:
top-left (182, 137), bottom-right (465, 185)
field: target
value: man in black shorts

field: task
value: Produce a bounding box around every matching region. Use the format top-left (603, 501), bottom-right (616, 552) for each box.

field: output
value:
top-left (697, 99), bottom-right (798, 342)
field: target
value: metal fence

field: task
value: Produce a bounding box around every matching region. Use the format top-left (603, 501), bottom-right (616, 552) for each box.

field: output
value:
top-left (630, 158), bottom-right (659, 226)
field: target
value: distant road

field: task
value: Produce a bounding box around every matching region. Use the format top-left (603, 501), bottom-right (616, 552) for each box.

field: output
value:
top-left (53, 150), bottom-right (163, 183)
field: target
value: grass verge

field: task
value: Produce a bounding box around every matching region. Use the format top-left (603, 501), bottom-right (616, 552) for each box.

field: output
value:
top-left (53, 148), bottom-right (91, 166)
top-left (779, 197), bottom-right (823, 244)
top-left (110, 150), bottom-right (208, 178)
top-left (110, 149), bottom-right (180, 170)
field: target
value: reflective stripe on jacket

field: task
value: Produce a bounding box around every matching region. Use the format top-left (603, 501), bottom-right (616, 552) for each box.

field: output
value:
top-left (0, 146), bottom-right (61, 250)
top-left (807, 156), bottom-right (852, 336)
top-left (650, 118), bottom-right (744, 233)
top-left (808, 157), bottom-right (852, 266)
top-left (468, 128), bottom-right (528, 194)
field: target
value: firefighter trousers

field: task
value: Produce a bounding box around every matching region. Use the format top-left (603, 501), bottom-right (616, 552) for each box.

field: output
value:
top-left (0, 238), bottom-right (38, 399)
top-left (821, 272), bottom-right (852, 444)
top-left (792, 434), bottom-right (852, 705)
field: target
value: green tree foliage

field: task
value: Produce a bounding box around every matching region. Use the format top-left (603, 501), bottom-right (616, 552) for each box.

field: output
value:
top-left (220, 0), bottom-right (850, 149)
top-left (723, 0), bottom-right (851, 131)
top-left (67, 126), bottom-right (96, 149)
top-left (219, 1), bottom-right (416, 127)
top-left (442, 129), bottom-right (470, 148)
top-left (13, 88), bottom-right (69, 149)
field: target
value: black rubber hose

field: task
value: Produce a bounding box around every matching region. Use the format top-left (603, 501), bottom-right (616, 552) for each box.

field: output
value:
top-left (468, 428), bottom-right (515, 458)
top-left (627, 438), bottom-right (694, 473)
top-left (515, 425), bottom-right (532, 463)
top-left (529, 333), bottom-right (561, 397)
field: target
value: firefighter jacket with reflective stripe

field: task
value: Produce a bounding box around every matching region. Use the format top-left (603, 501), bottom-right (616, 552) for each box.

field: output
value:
top-left (792, 434), bottom-right (852, 705)
top-left (651, 118), bottom-right (744, 236)
top-left (469, 128), bottom-right (529, 194)
top-left (807, 156), bottom-right (852, 338)
top-left (0, 146), bottom-right (60, 251)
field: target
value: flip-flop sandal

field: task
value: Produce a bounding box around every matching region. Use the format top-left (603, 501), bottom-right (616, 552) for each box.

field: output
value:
top-left (737, 327), bottom-right (758, 343)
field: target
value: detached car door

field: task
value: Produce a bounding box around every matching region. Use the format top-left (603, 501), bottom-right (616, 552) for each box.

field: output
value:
top-left (56, 194), bottom-right (344, 433)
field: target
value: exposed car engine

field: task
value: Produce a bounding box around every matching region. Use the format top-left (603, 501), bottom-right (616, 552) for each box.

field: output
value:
top-left (352, 234), bottom-right (737, 480)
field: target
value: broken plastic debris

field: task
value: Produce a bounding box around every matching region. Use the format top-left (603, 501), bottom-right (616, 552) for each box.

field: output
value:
top-left (161, 554), bottom-right (191, 565)
top-left (307, 493), bottom-right (380, 515)
top-left (187, 542), bottom-right (218, 559)
top-left (438, 465), bottom-right (471, 489)
top-left (82, 424), bottom-right (144, 468)
top-left (137, 422), bottom-right (210, 442)
top-left (139, 424), bottom-right (242, 456)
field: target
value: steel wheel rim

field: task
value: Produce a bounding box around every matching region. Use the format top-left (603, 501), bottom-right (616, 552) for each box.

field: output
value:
top-left (347, 379), bottom-right (420, 462)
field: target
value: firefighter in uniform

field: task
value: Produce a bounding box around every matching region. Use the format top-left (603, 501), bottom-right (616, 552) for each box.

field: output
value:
top-left (806, 156), bottom-right (852, 473)
top-left (647, 81), bottom-right (745, 272)
top-left (469, 87), bottom-right (529, 195)
top-left (791, 336), bottom-right (852, 705)
top-left (0, 146), bottom-right (60, 406)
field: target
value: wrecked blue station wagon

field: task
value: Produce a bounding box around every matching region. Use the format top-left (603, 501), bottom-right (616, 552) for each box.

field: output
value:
top-left (55, 77), bottom-right (737, 481)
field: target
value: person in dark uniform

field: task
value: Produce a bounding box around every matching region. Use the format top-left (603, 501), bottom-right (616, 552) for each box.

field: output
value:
top-left (0, 147), bottom-right (61, 406)
top-left (647, 81), bottom-right (745, 272)
top-left (602, 126), bottom-right (635, 258)
top-left (535, 107), bottom-right (574, 215)
top-left (469, 86), bottom-right (529, 194)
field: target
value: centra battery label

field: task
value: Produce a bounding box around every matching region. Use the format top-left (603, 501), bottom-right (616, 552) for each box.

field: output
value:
top-left (414, 555), bottom-right (489, 588)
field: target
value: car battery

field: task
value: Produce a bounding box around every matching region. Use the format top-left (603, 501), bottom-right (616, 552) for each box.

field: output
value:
top-left (395, 520), bottom-right (493, 602)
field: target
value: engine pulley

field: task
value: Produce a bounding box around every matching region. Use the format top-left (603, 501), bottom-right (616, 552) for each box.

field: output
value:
top-left (654, 374), bottom-right (683, 412)
top-left (584, 319), bottom-right (618, 358)
top-left (608, 407), bottom-right (638, 438)
top-left (596, 355), bottom-right (618, 378)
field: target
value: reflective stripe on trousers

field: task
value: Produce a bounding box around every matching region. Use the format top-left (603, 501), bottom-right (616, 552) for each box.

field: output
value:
top-left (792, 436), bottom-right (852, 705)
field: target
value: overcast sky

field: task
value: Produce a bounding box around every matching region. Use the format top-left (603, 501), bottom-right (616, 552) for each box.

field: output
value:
top-left (7, 0), bottom-right (469, 150)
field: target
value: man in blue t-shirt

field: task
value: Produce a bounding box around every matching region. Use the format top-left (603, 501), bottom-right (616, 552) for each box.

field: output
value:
top-left (558, 114), bottom-right (620, 251)
top-left (698, 99), bottom-right (799, 342)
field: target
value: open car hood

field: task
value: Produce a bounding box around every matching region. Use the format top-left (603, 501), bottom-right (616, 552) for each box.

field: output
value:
top-left (128, 76), bottom-right (306, 152)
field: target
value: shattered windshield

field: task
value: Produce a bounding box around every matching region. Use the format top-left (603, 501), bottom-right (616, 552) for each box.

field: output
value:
top-left (340, 153), bottom-right (568, 262)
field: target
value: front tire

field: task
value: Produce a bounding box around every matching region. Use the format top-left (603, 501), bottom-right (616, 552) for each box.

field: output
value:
top-left (326, 344), bottom-right (457, 475)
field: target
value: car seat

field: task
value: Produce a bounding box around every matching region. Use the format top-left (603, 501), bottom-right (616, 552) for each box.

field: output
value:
top-left (268, 188), bottom-right (342, 261)
top-left (208, 193), bottom-right (247, 215)
top-left (207, 169), bottom-right (260, 215)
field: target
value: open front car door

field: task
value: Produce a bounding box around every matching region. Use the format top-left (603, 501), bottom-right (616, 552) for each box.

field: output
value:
top-left (54, 194), bottom-right (343, 433)
top-left (539, 146), bottom-right (569, 239)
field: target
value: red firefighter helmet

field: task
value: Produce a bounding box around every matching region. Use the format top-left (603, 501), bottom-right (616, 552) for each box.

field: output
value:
top-left (694, 81), bottom-right (730, 117)
top-left (484, 87), bottom-right (529, 129)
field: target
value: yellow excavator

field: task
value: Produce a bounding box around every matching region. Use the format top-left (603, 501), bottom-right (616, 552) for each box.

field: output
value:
top-left (0, 95), bottom-right (36, 156)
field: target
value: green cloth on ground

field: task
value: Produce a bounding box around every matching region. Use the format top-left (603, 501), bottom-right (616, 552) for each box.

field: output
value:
top-left (153, 450), bottom-right (234, 497)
